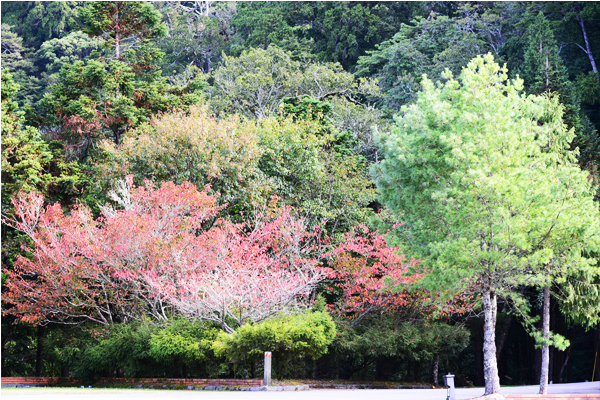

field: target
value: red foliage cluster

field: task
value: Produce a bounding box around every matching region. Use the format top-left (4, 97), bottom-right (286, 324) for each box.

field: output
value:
top-left (325, 225), bottom-right (422, 321)
top-left (3, 179), bottom-right (325, 332)
top-left (3, 180), bottom-right (472, 330)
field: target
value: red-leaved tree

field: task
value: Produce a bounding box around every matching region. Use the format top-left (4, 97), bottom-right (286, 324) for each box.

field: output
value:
top-left (2, 178), bottom-right (218, 325)
top-left (325, 225), bottom-right (421, 324)
top-left (325, 226), bottom-right (474, 323)
top-left (3, 178), bottom-right (326, 332)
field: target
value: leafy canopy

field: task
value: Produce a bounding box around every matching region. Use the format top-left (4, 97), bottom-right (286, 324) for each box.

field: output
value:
top-left (375, 54), bottom-right (600, 311)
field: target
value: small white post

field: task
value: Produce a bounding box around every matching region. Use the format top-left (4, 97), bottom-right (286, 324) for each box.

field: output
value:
top-left (443, 373), bottom-right (456, 400)
top-left (264, 351), bottom-right (272, 386)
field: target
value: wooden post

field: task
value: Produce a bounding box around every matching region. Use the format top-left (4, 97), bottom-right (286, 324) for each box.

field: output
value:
top-left (264, 351), bottom-right (272, 386)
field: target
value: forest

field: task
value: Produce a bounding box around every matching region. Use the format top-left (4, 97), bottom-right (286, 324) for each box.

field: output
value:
top-left (1, 1), bottom-right (600, 395)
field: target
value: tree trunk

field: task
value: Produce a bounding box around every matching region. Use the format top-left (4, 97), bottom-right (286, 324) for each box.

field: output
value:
top-left (496, 314), bottom-right (513, 364)
top-left (549, 296), bottom-right (557, 383)
top-left (432, 354), bottom-right (439, 386)
top-left (549, 344), bottom-right (554, 384)
top-left (483, 289), bottom-right (501, 395)
top-left (594, 326), bottom-right (600, 381)
top-left (576, 14), bottom-right (599, 80)
top-left (115, 7), bottom-right (121, 60)
top-left (472, 318), bottom-right (485, 387)
top-left (35, 325), bottom-right (45, 377)
top-left (558, 346), bottom-right (570, 383)
top-left (540, 285), bottom-right (551, 394)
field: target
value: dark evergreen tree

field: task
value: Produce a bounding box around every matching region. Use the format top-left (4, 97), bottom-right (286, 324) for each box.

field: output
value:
top-left (0, 24), bottom-right (42, 117)
top-left (40, 1), bottom-right (204, 154)
top-left (521, 12), bottom-right (600, 175)
top-left (0, 2), bottom-right (83, 49)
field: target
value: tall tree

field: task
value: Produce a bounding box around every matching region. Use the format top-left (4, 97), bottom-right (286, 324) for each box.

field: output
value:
top-left (374, 54), bottom-right (600, 394)
top-left (356, 10), bottom-right (490, 113)
top-left (522, 12), bottom-right (571, 95)
top-left (77, 1), bottom-right (166, 62)
top-left (40, 1), bottom-right (203, 152)
top-left (99, 105), bottom-right (376, 238)
top-left (549, 2), bottom-right (599, 80)
top-left (156, 1), bottom-right (232, 74)
top-left (520, 12), bottom-right (600, 393)
top-left (540, 2), bottom-right (600, 154)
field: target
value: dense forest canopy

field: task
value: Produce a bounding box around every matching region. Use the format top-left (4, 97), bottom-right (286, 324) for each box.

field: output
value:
top-left (1, 1), bottom-right (599, 393)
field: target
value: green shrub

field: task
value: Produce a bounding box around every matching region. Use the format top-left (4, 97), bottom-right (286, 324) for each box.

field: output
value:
top-left (44, 319), bottom-right (223, 380)
top-left (212, 311), bottom-right (336, 378)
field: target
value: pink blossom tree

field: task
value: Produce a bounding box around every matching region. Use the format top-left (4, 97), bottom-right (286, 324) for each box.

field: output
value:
top-left (3, 178), bottom-right (327, 332)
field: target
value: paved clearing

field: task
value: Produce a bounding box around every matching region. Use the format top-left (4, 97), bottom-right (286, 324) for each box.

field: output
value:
top-left (2, 381), bottom-right (598, 400)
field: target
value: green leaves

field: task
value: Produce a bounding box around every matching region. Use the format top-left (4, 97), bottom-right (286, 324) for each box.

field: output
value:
top-left (376, 53), bottom-right (600, 304)
top-left (209, 46), bottom-right (377, 120)
top-left (331, 318), bottom-right (469, 370)
top-left (78, 1), bottom-right (166, 61)
top-left (212, 311), bottom-right (336, 378)
top-left (36, 31), bottom-right (103, 76)
top-left (100, 105), bottom-right (376, 236)
top-left (44, 321), bottom-right (220, 380)
top-left (149, 319), bottom-right (219, 365)
top-left (356, 11), bottom-right (490, 113)
top-left (210, 46), bottom-right (301, 119)
top-left (41, 52), bottom-right (203, 152)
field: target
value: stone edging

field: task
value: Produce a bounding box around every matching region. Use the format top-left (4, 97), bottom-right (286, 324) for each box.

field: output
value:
top-left (0, 377), bottom-right (264, 389)
top-left (103, 384), bottom-right (309, 391)
top-left (1, 377), bottom-right (81, 387)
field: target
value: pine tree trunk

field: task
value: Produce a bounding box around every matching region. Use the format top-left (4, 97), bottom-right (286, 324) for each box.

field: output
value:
top-left (558, 346), bottom-right (570, 383)
top-left (539, 285), bottom-right (551, 394)
top-left (472, 318), bottom-right (485, 386)
top-left (483, 289), bottom-right (501, 395)
top-left (115, 7), bottom-right (121, 60)
top-left (549, 297), bottom-right (556, 383)
top-left (432, 354), bottom-right (439, 386)
top-left (496, 314), bottom-right (513, 364)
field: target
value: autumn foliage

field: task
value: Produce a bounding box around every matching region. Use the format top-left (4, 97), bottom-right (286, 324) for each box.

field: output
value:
top-left (324, 225), bottom-right (476, 323)
top-left (3, 179), bottom-right (328, 332)
top-left (325, 225), bottom-right (421, 321)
